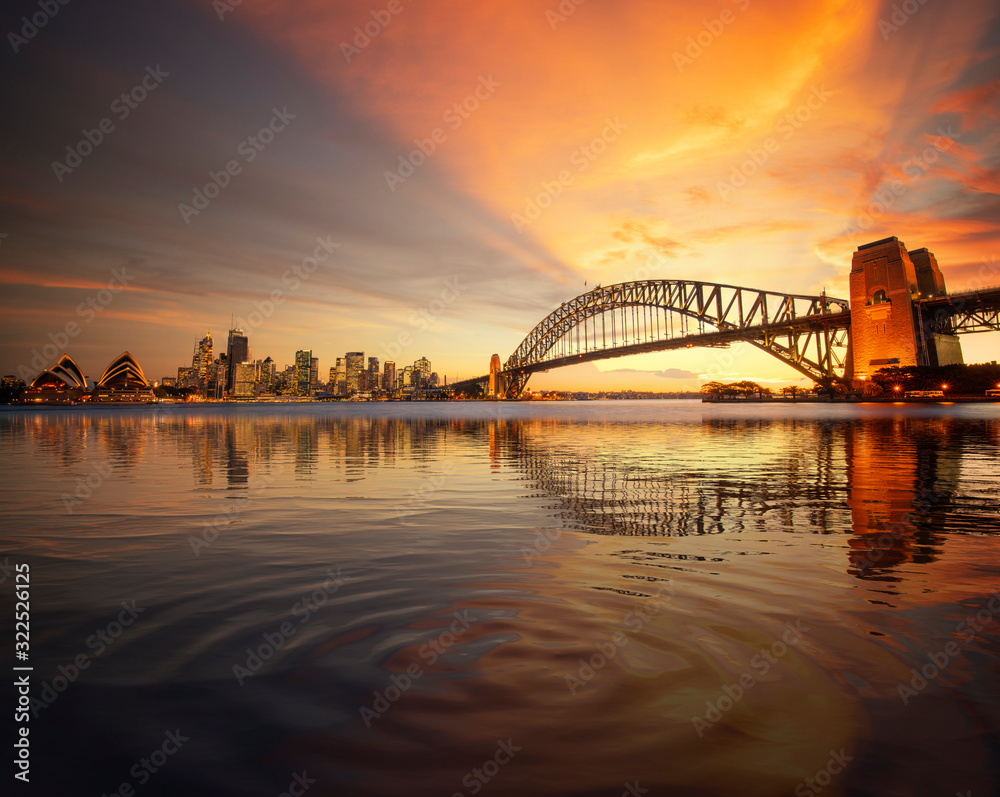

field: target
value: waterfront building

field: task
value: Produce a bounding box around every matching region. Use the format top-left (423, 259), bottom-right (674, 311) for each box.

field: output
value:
top-left (193, 333), bottom-right (213, 386)
top-left (260, 357), bottom-right (276, 390)
top-left (233, 362), bottom-right (256, 399)
top-left (91, 351), bottom-right (155, 402)
top-left (22, 354), bottom-right (88, 403)
top-left (295, 350), bottom-right (312, 396)
top-left (310, 357), bottom-right (319, 393)
top-left (334, 357), bottom-right (347, 395)
top-left (346, 352), bottom-right (364, 394)
top-left (226, 328), bottom-right (249, 394)
top-left (368, 357), bottom-right (380, 392)
top-left (383, 361), bottom-right (396, 393)
top-left (175, 366), bottom-right (194, 387)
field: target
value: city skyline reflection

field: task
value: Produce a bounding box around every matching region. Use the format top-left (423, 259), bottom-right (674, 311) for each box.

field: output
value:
top-left (3, 405), bottom-right (997, 584)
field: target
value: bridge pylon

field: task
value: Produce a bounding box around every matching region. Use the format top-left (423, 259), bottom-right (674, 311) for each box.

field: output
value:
top-left (849, 237), bottom-right (963, 385)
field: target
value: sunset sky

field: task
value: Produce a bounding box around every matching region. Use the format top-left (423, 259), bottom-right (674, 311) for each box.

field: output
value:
top-left (2, 0), bottom-right (999, 390)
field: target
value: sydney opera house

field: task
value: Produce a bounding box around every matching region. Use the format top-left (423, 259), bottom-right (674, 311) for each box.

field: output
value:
top-left (22, 351), bottom-right (155, 403)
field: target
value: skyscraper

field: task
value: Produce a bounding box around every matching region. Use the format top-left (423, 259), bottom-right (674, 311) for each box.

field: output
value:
top-left (295, 350), bottom-right (312, 396)
top-left (346, 352), bottom-right (364, 394)
top-left (193, 333), bottom-right (213, 386)
top-left (414, 357), bottom-right (431, 390)
top-left (260, 357), bottom-right (275, 391)
top-left (335, 357), bottom-right (346, 396)
top-left (226, 327), bottom-right (249, 394)
top-left (368, 357), bottom-right (380, 392)
top-left (383, 361), bottom-right (395, 393)
top-left (310, 357), bottom-right (319, 393)
top-left (233, 362), bottom-right (256, 399)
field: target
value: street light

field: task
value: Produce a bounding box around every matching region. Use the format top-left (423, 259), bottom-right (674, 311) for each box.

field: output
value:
top-left (941, 383), bottom-right (949, 396)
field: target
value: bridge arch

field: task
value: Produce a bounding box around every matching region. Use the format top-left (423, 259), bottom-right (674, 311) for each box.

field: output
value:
top-left (500, 280), bottom-right (852, 397)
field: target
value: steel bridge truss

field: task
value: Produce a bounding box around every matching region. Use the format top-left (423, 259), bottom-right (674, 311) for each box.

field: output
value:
top-left (917, 286), bottom-right (1000, 336)
top-left (502, 280), bottom-right (852, 397)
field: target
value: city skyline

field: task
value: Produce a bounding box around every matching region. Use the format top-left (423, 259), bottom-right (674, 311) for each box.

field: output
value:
top-left (2, 0), bottom-right (999, 391)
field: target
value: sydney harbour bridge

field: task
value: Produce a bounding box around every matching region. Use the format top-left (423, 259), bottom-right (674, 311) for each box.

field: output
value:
top-left (453, 237), bottom-right (1000, 398)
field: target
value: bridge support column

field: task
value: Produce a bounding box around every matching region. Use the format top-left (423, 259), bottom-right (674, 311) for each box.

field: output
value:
top-left (849, 237), bottom-right (962, 386)
top-left (488, 354), bottom-right (502, 399)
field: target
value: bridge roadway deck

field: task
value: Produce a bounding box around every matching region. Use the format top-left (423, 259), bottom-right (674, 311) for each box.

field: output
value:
top-left (452, 309), bottom-right (852, 388)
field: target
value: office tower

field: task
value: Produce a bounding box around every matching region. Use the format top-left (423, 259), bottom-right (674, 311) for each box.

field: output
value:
top-left (226, 328), bottom-right (249, 394)
top-left (260, 357), bottom-right (275, 390)
top-left (383, 361), bottom-right (395, 393)
top-left (295, 351), bottom-right (312, 396)
top-left (310, 357), bottom-right (319, 392)
top-left (368, 357), bottom-right (379, 392)
top-left (205, 357), bottom-right (225, 398)
top-left (334, 357), bottom-right (347, 395)
top-left (192, 333), bottom-right (213, 386)
top-left (414, 357), bottom-right (431, 389)
top-left (346, 352), bottom-right (364, 394)
top-left (233, 362), bottom-right (256, 399)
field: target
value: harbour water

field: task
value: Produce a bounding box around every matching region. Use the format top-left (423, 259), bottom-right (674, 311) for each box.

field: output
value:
top-left (2, 400), bottom-right (1000, 796)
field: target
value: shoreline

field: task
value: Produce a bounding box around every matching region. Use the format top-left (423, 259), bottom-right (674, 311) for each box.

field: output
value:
top-left (4, 396), bottom-right (1000, 409)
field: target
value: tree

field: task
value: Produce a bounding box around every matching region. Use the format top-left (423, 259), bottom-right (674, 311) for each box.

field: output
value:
top-left (733, 380), bottom-right (762, 398)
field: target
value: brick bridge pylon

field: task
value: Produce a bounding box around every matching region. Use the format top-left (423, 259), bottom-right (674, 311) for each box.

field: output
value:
top-left (847, 236), bottom-right (963, 386)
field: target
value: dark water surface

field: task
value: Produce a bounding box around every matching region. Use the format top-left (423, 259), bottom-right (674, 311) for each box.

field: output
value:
top-left (2, 400), bottom-right (1000, 797)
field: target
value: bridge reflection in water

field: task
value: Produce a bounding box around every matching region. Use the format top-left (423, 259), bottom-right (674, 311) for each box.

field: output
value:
top-left (19, 407), bottom-right (997, 586)
top-left (486, 414), bottom-right (999, 582)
